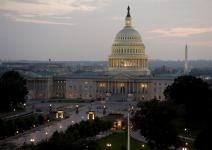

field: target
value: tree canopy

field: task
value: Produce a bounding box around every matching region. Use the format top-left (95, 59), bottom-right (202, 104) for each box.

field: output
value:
top-left (164, 75), bottom-right (212, 129)
top-left (132, 100), bottom-right (178, 149)
top-left (21, 118), bottom-right (112, 150)
top-left (133, 76), bottom-right (212, 149)
top-left (0, 71), bottom-right (28, 112)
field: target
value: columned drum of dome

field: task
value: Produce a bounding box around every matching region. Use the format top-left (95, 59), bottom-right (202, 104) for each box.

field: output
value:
top-left (108, 6), bottom-right (150, 76)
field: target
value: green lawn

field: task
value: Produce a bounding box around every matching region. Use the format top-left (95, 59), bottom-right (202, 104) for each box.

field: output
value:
top-left (97, 131), bottom-right (150, 150)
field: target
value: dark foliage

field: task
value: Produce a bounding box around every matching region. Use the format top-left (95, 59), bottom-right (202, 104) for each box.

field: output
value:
top-left (133, 76), bottom-right (212, 149)
top-left (194, 125), bottom-right (212, 150)
top-left (21, 118), bottom-right (112, 150)
top-left (164, 75), bottom-right (212, 129)
top-left (132, 100), bottom-right (177, 149)
top-left (0, 71), bottom-right (28, 112)
top-left (0, 115), bottom-right (45, 139)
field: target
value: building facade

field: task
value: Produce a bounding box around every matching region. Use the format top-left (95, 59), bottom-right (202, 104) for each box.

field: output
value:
top-left (26, 7), bottom-right (174, 101)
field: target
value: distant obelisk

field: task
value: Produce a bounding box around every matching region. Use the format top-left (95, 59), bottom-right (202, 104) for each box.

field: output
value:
top-left (184, 45), bottom-right (189, 75)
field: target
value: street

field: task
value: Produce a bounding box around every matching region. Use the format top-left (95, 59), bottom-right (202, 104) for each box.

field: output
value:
top-left (0, 100), bottom-right (136, 149)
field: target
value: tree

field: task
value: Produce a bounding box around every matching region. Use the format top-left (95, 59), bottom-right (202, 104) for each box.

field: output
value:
top-left (21, 119), bottom-right (112, 150)
top-left (132, 100), bottom-right (177, 149)
top-left (0, 71), bottom-right (28, 112)
top-left (194, 124), bottom-right (212, 150)
top-left (164, 75), bottom-right (212, 129)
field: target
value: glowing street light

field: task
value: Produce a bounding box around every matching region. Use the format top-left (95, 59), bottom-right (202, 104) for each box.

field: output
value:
top-left (106, 143), bottom-right (112, 149)
top-left (59, 124), bottom-right (62, 129)
top-left (76, 104), bottom-right (79, 114)
top-left (30, 138), bottom-right (35, 143)
top-left (103, 105), bottom-right (106, 115)
top-left (45, 131), bottom-right (48, 140)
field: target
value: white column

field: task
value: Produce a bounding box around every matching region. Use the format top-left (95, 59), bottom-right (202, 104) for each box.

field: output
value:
top-left (133, 80), bottom-right (135, 94)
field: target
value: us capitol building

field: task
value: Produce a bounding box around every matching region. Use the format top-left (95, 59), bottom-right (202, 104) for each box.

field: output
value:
top-left (27, 7), bottom-right (174, 101)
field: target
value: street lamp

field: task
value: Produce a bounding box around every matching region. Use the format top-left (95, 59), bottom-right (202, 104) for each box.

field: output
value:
top-left (45, 131), bottom-right (48, 140)
top-left (184, 128), bottom-right (188, 146)
top-left (23, 103), bottom-right (26, 108)
top-left (103, 105), bottom-right (106, 115)
top-left (76, 104), bottom-right (79, 114)
top-left (49, 104), bottom-right (52, 113)
top-left (30, 138), bottom-right (35, 144)
top-left (106, 143), bottom-right (112, 149)
top-left (59, 124), bottom-right (62, 129)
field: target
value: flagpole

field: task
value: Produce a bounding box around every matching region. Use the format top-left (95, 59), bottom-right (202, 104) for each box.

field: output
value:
top-left (127, 111), bottom-right (130, 150)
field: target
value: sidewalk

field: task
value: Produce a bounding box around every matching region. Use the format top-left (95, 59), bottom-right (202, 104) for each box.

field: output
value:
top-left (130, 129), bottom-right (147, 143)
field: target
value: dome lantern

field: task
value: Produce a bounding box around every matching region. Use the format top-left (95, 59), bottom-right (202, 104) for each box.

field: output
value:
top-left (125, 6), bottom-right (132, 27)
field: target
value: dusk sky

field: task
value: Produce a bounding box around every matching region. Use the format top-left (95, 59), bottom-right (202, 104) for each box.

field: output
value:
top-left (0, 0), bottom-right (212, 61)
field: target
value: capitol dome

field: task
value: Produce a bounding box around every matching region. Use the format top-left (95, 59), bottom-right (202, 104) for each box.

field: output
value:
top-left (114, 27), bottom-right (142, 43)
top-left (108, 6), bottom-right (150, 76)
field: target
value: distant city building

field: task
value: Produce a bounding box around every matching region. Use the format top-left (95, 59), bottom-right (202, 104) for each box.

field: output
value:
top-left (26, 7), bottom-right (174, 101)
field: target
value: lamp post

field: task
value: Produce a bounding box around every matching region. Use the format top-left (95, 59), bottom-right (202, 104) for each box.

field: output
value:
top-left (59, 124), bottom-right (62, 129)
top-left (76, 104), bottom-right (79, 114)
top-left (103, 105), bottom-right (106, 115)
top-left (23, 103), bottom-right (26, 109)
top-left (49, 104), bottom-right (52, 113)
top-left (30, 138), bottom-right (35, 144)
top-left (45, 131), bottom-right (48, 140)
top-left (106, 143), bottom-right (112, 150)
top-left (182, 128), bottom-right (188, 150)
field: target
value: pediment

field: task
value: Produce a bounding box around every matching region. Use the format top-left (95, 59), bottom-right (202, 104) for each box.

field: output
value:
top-left (110, 73), bottom-right (133, 80)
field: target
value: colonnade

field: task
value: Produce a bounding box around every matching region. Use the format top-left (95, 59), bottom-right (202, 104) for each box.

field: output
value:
top-left (109, 58), bottom-right (147, 68)
top-left (97, 80), bottom-right (148, 95)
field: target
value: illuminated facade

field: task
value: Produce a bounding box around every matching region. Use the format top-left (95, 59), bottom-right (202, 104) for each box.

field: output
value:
top-left (108, 6), bottom-right (150, 76)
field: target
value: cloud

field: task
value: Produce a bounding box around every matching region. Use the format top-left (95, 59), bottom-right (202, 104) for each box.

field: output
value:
top-left (150, 27), bottom-right (212, 37)
top-left (13, 17), bottom-right (74, 26)
top-left (0, 0), bottom-right (110, 25)
top-left (191, 40), bottom-right (212, 48)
